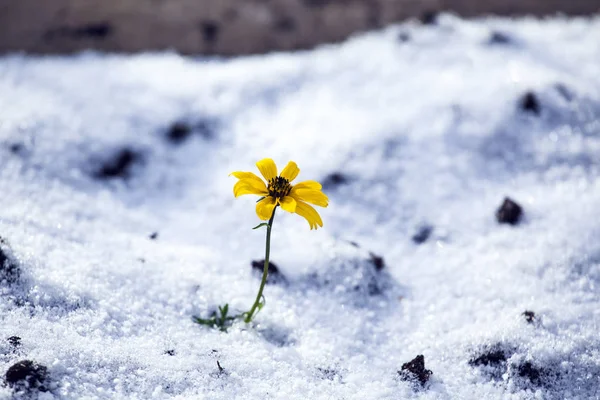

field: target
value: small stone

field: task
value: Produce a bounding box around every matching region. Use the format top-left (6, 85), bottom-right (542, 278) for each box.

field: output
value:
top-left (522, 310), bottom-right (536, 323)
top-left (7, 336), bottom-right (21, 347)
top-left (488, 31), bottom-right (512, 45)
top-left (517, 361), bottom-right (543, 386)
top-left (369, 252), bottom-right (385, 271)
top-left (520, 92), bottom-right (540, 115)
top-left (0, 244), bottom-right (20, 285)
top-left (469, 344), bottom-right (515, 381)
top-left (398, 355), bottom-right (432, 387)
top-left (496, 197), bottom-right (523, 225)
top-left (469, 349), bottom-right (507, 367)
top-left (251, 260), bottom-right (287, 284)
top-left (9, 143), bottom-right (25, 154)
top-left (322, 172), bottom-right (349, 189)
top-left (167, 122), bottom-right (192, 144)
top-left (398, 32), bottom-right (410, 43)
top-left (149, 232), bottom-right (158, 240)
top-left (412, 225), bottom-right (433, 244)
top-left (166, 119), bottom-right (217, 144)
top-left (164, 349), bottom-right (175, 356)
top-left (95, 148), bottom-right (143, 180)
top-left (5, 360), bottom-right (48, 391)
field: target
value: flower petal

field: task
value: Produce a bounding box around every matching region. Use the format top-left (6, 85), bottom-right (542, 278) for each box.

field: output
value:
top-left (256, 158), bottom-right (277, 182)
top-left (256, 196), bottom-right (277, 220)
top-left (230, 171), bottom-right (265, 186)
top-left (234, 179), bottom-right (268, 197)
top-left (292, 180), bottom-right (322, 191)
top-left (290, 188), bottom-right (329, 207)
top-left (295, 200), bottom-right (323, 230)
top-left (279, 196), bottom-right (297, 213)
top-left (280, 161), bottom-right (300, 182)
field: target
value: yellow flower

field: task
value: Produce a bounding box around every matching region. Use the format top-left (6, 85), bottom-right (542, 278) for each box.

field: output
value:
top-left (231, 158), bottom-right (328, 229)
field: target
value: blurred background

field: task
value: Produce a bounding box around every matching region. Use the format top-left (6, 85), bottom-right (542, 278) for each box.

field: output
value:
top-left (0, 0), bottom-right (598, 56)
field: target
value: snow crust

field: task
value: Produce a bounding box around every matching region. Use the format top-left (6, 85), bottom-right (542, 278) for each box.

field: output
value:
top-left (1, 14), bottom-right (600, 399)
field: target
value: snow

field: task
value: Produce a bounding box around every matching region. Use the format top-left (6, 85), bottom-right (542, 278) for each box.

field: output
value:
top-left (1, 13), bottom-right (600, 399)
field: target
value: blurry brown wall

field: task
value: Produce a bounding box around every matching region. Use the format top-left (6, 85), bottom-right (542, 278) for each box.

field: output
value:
top-left (0, 0), bottom-right (598, 55)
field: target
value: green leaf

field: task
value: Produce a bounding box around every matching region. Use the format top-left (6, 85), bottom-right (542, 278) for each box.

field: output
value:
top-left (252, 223), bottom-right (269, 230)
top-left (193, 302), bottom-right (250, 332)
top-left (219, 304), bottom-right (229, 316)
top-left (193, 316), bottom-right (216, 327)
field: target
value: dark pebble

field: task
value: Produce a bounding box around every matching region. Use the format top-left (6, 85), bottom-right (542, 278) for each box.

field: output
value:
top-left (149, 232), bottom-right (158, 240)
top-left (517, 361), bottom-right (543, 386)
top-left (7, 336), bottom-right (21, 347)
top-left (469, 348), bottom-right (507, 367)
top-left (166, 119), bottom-right (217, 144)
top-left (412, 225), bottom-right (433, 244)
top-left (0, 243), bottom-right (20, 285)
top-left (398, 32), bottom-right (411, 43)
top-left (95, 148), bottom-right (143, 180)
top-left (398, 355), bottom-right (432, 387)
top-left (322, 172), bottom-right (349, 189)
top-left (164, 349), bottom-right (175, 356)
top-left (167, 122), bottom-right (192, 144)
top-left (495, 197), bottom-right (523, 225)
top-left (5, 360), bottom-right (48, 391)
top-left (520, 92), bottom-right (541, 115)
top-left (488, 31), bottom-right (512, 45)
top-left (469, 347), bottom-right (511, 380)
top-left (251, 260), bottom-right (287, 284)
top-left (368, 252), bottom-right (385, 271)
top-left (522, 310), bottom-right (536, 324)
top-left (9, 143), bottom-right (25, 155)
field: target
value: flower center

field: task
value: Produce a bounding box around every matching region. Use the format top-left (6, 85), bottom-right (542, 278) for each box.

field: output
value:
top-left (268, 176), bottom-right (292, 199)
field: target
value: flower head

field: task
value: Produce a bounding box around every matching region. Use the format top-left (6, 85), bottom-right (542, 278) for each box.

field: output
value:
top-left (231, 158), bottom-right (328, 229)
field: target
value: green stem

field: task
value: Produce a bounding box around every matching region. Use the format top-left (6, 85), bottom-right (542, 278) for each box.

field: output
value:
top-left (244, 206), bottom-right (277, 323)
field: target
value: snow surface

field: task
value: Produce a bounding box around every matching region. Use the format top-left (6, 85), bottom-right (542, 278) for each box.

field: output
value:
top-left (1, 13), bottom-right (600, 399)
